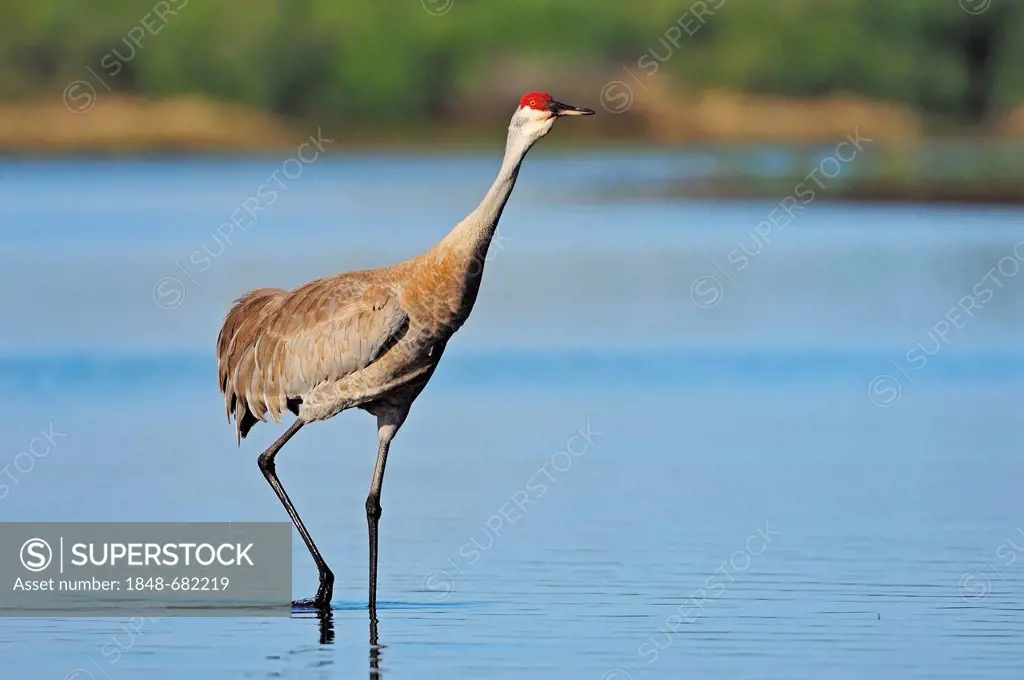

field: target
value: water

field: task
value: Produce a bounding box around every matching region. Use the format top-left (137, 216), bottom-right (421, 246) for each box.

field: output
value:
top-left (1, 154), bottom-right (1023, 678)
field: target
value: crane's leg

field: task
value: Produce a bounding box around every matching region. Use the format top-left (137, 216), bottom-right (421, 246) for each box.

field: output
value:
top-left (256, 419), bottom-right (334, 609)
top-left (366, 413), bottom-right (404, 615)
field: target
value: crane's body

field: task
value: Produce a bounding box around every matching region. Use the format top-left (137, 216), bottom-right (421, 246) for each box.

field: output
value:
top-left (215, 92), bottom-right (593, 613)
top-left (217, 217), bottom-right (497, 436)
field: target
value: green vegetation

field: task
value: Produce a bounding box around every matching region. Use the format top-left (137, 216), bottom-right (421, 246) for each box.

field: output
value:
top-left (1, 0), bottom-right (1022, 127)
top-left (3, 0), bottom-right (1024, 202)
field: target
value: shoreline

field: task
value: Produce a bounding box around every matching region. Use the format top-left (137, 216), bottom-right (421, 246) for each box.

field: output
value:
top-left (599, 179), bottom-right (1024, 207)
top-left (4, 94), bottom-right (1023, 205)
top-left (5, 92), bottom-right (1024, 153)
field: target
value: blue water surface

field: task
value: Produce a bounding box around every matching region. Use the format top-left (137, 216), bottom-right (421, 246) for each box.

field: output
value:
top-left (0, 155), bottom-right (1022, 679)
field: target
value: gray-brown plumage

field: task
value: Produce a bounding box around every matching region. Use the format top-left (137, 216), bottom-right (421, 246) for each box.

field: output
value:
top-left (217, 273), bottom-right (413, 442)
top-left (215, 92), bottom-right (593, 613)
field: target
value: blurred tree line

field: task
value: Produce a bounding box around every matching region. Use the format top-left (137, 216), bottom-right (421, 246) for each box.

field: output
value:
top-left (1, 0), bottom-right (1021, 126)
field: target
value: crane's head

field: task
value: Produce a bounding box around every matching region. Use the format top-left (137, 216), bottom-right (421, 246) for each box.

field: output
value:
top-left (510, 91), bottom-right (594, 143)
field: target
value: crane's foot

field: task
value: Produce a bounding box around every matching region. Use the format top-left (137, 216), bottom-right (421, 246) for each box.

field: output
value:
top-left (292, 572), bottom-right (334, 610)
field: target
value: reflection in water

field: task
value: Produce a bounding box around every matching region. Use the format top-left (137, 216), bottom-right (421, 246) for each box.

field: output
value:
top-left (315, 607), bottom-right (335, 645)
top-left (369, 610), bottom-right (382, 679)
top-left (302, 606), bottom-right (384, 678)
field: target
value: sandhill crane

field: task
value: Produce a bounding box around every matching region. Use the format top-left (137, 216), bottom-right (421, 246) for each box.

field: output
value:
top-left (216, 92), bottom-right (594, 612)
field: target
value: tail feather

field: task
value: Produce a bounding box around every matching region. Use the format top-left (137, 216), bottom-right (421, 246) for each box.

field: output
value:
top-left (216, 287), bottom-right (287, 443)
top-left (237, 407), bottom-right (261, 443)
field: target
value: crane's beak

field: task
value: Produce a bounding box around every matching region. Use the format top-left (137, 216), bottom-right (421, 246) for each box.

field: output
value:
top-left (549, 100), bottom-right (595, 117)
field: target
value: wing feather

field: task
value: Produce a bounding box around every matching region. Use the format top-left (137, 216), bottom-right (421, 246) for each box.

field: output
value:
top-left (216, 275), bottom-right (408, 442)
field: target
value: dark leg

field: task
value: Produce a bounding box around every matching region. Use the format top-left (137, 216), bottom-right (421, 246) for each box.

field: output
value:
top-left (366, 415), bottom-right (402, 614)
top-left (366, 437), bottom-right (390, 615)
top-left (257, 419), bottom-right (334, 608)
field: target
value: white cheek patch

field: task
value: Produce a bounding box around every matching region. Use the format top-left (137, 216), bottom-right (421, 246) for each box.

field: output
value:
top-left (520, 106), bottom-right (551, 122)
top-left (510, 106), bottom-right (556, 140)
top-left (511, 106), bottom-right (552, 130)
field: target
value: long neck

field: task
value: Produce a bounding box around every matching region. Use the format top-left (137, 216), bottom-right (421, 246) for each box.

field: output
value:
top-left (439, 127), bottom-right (533, 260)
